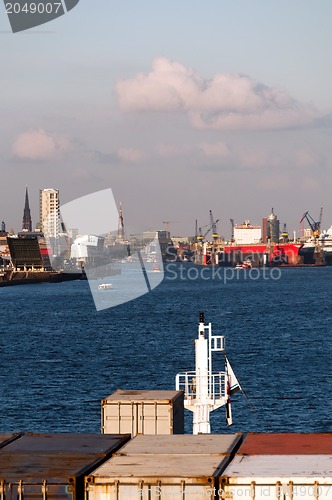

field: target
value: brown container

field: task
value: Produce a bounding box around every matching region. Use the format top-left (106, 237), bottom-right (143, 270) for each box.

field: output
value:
top-left (238, 433), bottom-right (332, 455)
top-left (0, 433), bottom-right (130, 500)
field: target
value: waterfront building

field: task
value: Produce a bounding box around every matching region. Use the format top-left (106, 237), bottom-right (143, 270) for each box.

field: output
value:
top-left (266, 208), bottom-right (280, 243)
top-left (262, 209), bottom-right (280, 243)
top-left (22, 186), bottom-right (32, 232)
top-left (39, 188), bottom-right (61, 238)
top-left (117, 202), bottom-right (124, 242)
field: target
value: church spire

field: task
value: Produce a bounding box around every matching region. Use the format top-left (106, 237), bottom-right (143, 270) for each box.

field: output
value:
top-left (22, 186), bottom-right (32, 231)
top-left (117, 202), bottom-right (124, 241)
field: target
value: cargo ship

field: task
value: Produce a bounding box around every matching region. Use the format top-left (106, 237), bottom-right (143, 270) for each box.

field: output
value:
top-left (221, 242), bottom-right (303, 266)
top-left (299, 225), bottom-right (332, 265)
top-left (197, 242), bottom-right (303, 267)
top-left (196, 214), bottom-right (307, 266)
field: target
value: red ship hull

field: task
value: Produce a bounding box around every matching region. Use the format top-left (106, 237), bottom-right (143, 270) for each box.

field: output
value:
top-left (222, 243), bottom-right (302, 266)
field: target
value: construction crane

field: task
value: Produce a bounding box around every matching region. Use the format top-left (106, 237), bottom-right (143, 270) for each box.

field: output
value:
top-left (210, 210), bottom-right (220, 241)
top-left (300, 209), bottom-right (323, 239)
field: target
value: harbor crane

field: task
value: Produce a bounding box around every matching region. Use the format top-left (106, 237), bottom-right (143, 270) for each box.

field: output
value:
top-left (197, 211), bottom-right (220, 243)
top-left (300, 209), bottom-right (323, 239)
top-left (210, 210), bottom-right (219, 241)
top-left (197, 222), bottom-right (211, 243)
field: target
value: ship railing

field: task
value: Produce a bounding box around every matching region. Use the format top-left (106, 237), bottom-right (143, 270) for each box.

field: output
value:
top-left (176, 371), bottom-right (227, 402)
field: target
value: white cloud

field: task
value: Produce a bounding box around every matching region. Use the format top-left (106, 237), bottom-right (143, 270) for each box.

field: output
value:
top-left (12, 129), bottom-right (73, 161)
top-left (116, 57), bottom-right (320, 130)
top-left (117, 147), bottom-right (145, 163)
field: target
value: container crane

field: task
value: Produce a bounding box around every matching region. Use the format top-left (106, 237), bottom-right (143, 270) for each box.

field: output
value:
top-left (300, 209), bottom-right (323, 239)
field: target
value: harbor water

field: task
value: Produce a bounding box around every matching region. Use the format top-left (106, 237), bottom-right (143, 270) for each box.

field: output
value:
top-left (0, 263), bottom-right (331, 434)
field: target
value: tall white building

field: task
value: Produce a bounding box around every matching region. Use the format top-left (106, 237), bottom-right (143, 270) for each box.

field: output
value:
top-left (39, 188), bottom-right (61, 238)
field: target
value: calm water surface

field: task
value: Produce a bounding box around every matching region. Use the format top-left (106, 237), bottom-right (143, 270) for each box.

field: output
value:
top-left (1, 264), bottom-right (331, 434)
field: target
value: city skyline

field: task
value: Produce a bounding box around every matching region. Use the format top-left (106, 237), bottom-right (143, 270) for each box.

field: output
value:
top-left (4, 186), bottom-right (324, 241)
top-left (1, 2), bottom-right (332, 235)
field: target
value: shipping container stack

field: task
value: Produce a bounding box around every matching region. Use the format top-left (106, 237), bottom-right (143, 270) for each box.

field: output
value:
top-left (0, 433), bottom-right (331, 500)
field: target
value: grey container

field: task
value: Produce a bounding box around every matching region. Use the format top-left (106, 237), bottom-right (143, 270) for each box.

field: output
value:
top-left (0, 433), bottom-right (130, 500)
top-left (219, 454), bottom-right (332, 500)
top-left (86, 434), bottom-right (242, 500)
top-left (101, 389), bottom-right (184, 436)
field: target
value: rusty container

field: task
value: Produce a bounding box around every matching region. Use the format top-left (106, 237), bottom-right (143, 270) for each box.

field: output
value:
top-left (238, 432), bottom-right (332, 455)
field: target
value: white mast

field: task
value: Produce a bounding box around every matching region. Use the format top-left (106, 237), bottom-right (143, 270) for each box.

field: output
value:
top-left (176, 312), bottom-right (241, 434)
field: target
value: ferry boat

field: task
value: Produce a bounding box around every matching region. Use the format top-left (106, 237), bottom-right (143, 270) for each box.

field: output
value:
top-left (98, 283), bottom-right (112, 290)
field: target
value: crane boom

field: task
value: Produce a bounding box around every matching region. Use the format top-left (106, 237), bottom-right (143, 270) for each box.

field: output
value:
top-left (300, 209), bottom-right (323, 239)
top-left (209, 210), bottom-right (219, 241)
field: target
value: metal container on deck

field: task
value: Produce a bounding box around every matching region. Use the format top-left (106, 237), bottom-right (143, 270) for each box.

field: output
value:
top-left (86, 434), bottom-right (242, 500)
top-left (219, 454), bottom-right (332, 500)
top-left (238, 432), bottom-right (332, 455)
top-left (113, 433), bottom-right (242, 456)
top-left (101, 389), bottom-right (184, 436)
top-left (0, 433), bottom-right (130, 500)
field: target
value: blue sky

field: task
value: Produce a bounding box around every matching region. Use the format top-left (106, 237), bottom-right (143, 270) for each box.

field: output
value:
top-left (1, 1), bottom-right (332, 236)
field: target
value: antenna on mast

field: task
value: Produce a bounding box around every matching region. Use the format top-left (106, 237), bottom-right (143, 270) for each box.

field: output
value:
top-left (176, 313), bottom-right (241, 434)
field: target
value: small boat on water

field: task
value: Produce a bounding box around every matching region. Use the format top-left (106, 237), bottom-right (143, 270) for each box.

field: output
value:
top-left (234, 259), bottom-right (252, 270)
top-left (152, 262), bottom-right (161, 272)
top-left (98, 283), bottom-right (112, 290)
